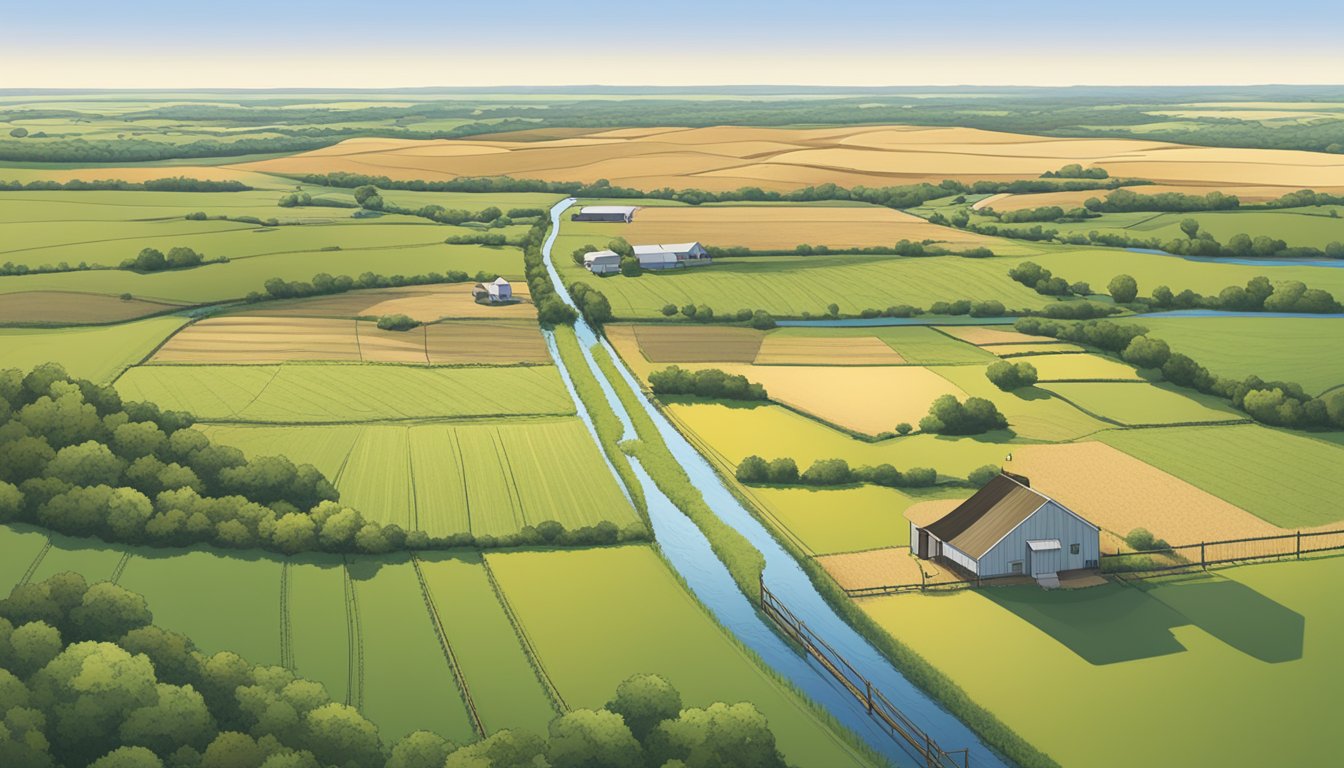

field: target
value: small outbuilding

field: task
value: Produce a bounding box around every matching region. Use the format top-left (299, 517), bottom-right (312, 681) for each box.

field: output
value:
top-left (473, 277), bottom-right (513, 303)
top-left (632, 242), bottom-right (711, 269)
top-left (571, 205), bottom-right (638, 223)
top-left (583, 249), bottom-right (622, 275)
top-left (907, 472), bottom-right (1099, 588)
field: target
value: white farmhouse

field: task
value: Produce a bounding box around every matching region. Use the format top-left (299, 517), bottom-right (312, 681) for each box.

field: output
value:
top-left (632, 242), bottom-right (711, 269)
top-left (583, 249), bottom-right (622, 275)
top-left (473, 277), bottom-right (514, 303)
top-left (907, 472), bottom-right (1099, 588)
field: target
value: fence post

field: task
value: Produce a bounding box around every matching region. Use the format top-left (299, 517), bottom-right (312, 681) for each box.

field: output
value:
top-left (1297, 530), bottom-right (1302, 560)
top-left (1200, 541), bottom-right (1206, 570)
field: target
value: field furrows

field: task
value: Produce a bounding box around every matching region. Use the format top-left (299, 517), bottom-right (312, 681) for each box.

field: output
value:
top-left (279, 561), bottom-right (294, 670)
top-left (410, 555), bottom-right (486, 739)
top-left (342, 558), bottom-right (365, 710)
top-left (479, 556), bottom-right (568, 713)
top-left (17, 538), bottom-right (53, 587)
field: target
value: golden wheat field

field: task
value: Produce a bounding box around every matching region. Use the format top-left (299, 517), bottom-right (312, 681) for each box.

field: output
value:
top-left (1005, 442), bottom-right (1281, 544)
top-left (0, 291), bottom-right (184, 325)
top-left (817, 547), bottom-right (949, 591)
top-left (623, 205), bottom-right (997, 249)
top-left (246, 284), bottom-right (535, 321)
top-left (753, 334), bottom-right (907, 365)
top-left (235, 125), bottom-right (1344, 191)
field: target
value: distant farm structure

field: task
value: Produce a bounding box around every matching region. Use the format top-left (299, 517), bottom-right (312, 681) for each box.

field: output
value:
top-left (473, 277), bottom-right (514, 303)
top-left (583, 249), bottom-right (622, 275)
top-left (633, 242), bottom-right (711, 270)
top-left (571, 205), bottom-right (638, 223)
top-left (908, 472), bottom-right (1100, 588)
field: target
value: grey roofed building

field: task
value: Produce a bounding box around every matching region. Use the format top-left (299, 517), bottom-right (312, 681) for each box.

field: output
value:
top-left (583, 249), bottom-right (622, 275)
top-left (908, 472), bottom-right (1100, 588)
top-left (632, 241), bottom-right (711, 268)
top-left (571, 205), bottom-right (638, 223)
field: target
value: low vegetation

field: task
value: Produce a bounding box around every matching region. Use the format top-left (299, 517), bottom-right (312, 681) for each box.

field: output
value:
top-left (648, 366), bottom-right (768, 401)
top-left (919, 394), bottom-right (1009, 435)
top-left (735, 455), bottom-right (940, 488)
top-left (375, 314), bottom-right (419, 332)
top-left (985, 360), bottom-right (1039, 391)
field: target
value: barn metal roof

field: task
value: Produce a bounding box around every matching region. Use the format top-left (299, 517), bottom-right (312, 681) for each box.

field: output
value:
top-left (633, 242), bottom-right (703, 255)
top-left (580, 206), bottom-right (638, 215)
top-left (922, 474), bottom-right (1049, 560)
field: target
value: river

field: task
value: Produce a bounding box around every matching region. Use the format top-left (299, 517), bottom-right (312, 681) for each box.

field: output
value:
top-left (540, 199), bottom-right (1010, 768)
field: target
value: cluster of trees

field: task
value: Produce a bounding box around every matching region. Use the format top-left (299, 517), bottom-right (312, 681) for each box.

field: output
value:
top-left (1041, 164), bottom-right (1109, 180)
top-left (648, 366), bottom-right (768, 401)
top-left (980, 205), bottom-right (1097, 224)
top-left (736, 455), bottom-right (939, 488)
top-left (519, 218), bottom-right (578, 326)
top-left (1083, 189), bottom-right (1240, 213)
top-left (0, 177), bottom-right (251, 192)
top-left (276, 192), bottom-right (357, 209)
top-left (120, 247), bottom-right (214, 273)
top-left (1006, 261), bottom-right (1091, 298)
top-left (1014, 317), bottom-right (1344, 430)
top-left (985, 360), bottom-right (1039, 391)
top-left (0, 260), bottom-right (99, 278)
top-left (375, 314), bottom-right (419, 332)
top-left (920, 395), bottom-right (1009, 435)
top-left (443, 233), bottom-right (511, 246)
top-left (568, 282), bottom-right (613, 325)
top-left (700, 241), bottom-right (996, 259)
top-left (0, 573), bottom-right (776, 768)
top-left (250, 269), bottom-right (487, 303)
top-left (657, 304), bottom-right (777, 329)
top-left (1149, 276), bottom-right (1341, 314)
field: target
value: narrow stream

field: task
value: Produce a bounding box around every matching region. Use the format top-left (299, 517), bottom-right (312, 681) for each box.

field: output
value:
top-left (540, 199), bottom-right (1011, 768)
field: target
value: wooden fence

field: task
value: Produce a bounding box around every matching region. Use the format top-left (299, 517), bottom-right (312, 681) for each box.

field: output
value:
top-left (760, 580), bottom-right (969, 768)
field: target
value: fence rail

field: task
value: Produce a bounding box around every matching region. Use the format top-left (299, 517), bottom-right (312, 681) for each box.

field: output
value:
top-left (760, 580), bottom-right (969, 768)
top-left (841, 528), bottom-right (1344, 596)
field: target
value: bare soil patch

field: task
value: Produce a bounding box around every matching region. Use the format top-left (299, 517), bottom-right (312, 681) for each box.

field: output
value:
top-left (152, 316), bottom-right (360, 363)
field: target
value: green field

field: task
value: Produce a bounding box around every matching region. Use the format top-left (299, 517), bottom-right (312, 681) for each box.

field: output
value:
top-left (1099, 425), bottom-right (1344, 528)
top-left (418, 552), bottom-right (559, 735)
top-left (769, 326), bottom-right (996, 365)
top-left (1041, 381), bottom-right (1243, 426)
top-left (1139, 317), bottom-right (1344, 395)
top-left (347, 555), bottom-right (477, 744)
top-left (0, 525), bottom-right (50, 589)
top-left (199, 419), bottom-right (637, 538)
top-left (739, 484), bottom-right (970, 556)
top-left (485, 545), bottom-right (874, 768)
top-left (862, 556), bottom-right (1336, 768)
top-left (931, 364), bottom-right (1108, 442)
top-left (115, 363), bottom-right (575, 422)
top-left (0, 315), bottom-right (188, 383)
top-left (286, 555), bottom-right (352, 704)
top-left (999, 207), bottom-right (1344, 251)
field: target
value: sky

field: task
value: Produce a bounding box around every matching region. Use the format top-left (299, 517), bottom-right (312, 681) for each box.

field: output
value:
top-left (2, 0), bottom-right (1340, 88)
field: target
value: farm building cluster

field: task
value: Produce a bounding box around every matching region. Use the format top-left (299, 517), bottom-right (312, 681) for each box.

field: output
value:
top-left (573, 206), bottom-right (712, 274)
top-left (907, 472), bottom-right (1100, 588)
top-left (471, 277), bottom-right (513, 303)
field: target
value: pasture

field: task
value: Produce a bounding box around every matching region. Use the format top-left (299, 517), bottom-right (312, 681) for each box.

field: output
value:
top-left (739, 484), bottom-right (970, 556)
top-left (1139, 316), bottom-right (1344, 396)
top-left (860, 557), bottom-right (1340, 768)
top-left (239, 125), bottom-right (1344, 191)
top-left (1098, 425), bottom-right (1344, 529)
top-left (249, 283), bottom-right (537, 321)
top-left (198, 419), bottom-right (637, 538)
top-left (0, 291), bottom-right (183, 325)
top-left (0, 315), bottom-right (189, 383)
top-left (484, 545), bottom-right (875, 768)
top-left (766, 326), bottom-right (995, 365)
top-left (1039, 382), bottom-right (1242, 426)
top-left (931, 365), bottom-right (1108, 442)
top-left (754, 333), bottom-right (907, 365)
top-left (114, 363), bottom-right (574, 422)
top-left (1018, 352), bottom-right (1144, 381)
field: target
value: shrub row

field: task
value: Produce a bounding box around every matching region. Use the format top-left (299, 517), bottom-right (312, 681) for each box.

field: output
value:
top-left (648, 366), bottom-right (767, 401)
top-left (0, 177), bottom-right (251, 192)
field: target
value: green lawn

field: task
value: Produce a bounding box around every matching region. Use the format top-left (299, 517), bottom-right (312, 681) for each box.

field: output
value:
top-left (115, 363), bottom-right (575, 422)
top-left (862, 556), bottom-right (1336, 768)
top-left (1140, 316), bottom-right (1344, 395)
top-left (1099, 424), bottom-right (1344, 528)
top-left (1040, 381), bottom-right (1243, 426)
top-left (0, 315), bottom-right (189, 384)
top-left (486, 545), bottom-right (876, 768)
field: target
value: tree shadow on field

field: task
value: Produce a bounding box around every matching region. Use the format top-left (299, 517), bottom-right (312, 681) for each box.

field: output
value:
top-left (983, 572), bottom-right (1304, 665)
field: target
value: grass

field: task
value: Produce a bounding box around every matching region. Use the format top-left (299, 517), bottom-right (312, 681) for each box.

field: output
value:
top-left (0, 244), bottom-right (518, 304)
top-left (485, 545), bottom-right (875, 768)
top-left (0, 525), bottom-right (50, 590)
top-left (117, 547), bottom-right (283, 667)
top-left (0, 315), bottom-right (189, 383)
top-left (418, 552), bottom-right (559, 735)
top-left (1139, 316), bottom-right (1344, 396)
top-left (199, 420), bottom-right (637, 538)
top-left (286, 554), bottom-right (351, 704)
top-left (1018, 352), bottom-right (1143, 381)
top-left (1035, 207), bottom-right (1344, 251)
top-left (932, 365), bottom-right (1108, 442)
top-left (859, 557), bottom-right (1340, 768)
top-left (347, 554), bottom-right (477, 744)
top-left (115, 363), bottom-right (576, 422)
top-left (770, 326), bottom-right (996, 365)
top-left (1098, 425), bottom-right (1344, 528)
top-left (0, 291), bottom-right (183, 325)
top-left (1040, 382), bottom-right (1243, 426)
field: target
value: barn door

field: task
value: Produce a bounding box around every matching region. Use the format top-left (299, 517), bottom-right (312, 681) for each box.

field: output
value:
top-left (917, 530), bottom-right (929, 559)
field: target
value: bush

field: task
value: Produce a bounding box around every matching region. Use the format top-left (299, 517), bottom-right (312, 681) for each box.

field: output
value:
top-left (1108, 274), bottom-right (1139, 303)
top-left (660, 304), bottom-right (677, 317)
top-left (985, 360), bottom-right (1038, 391)
top-left (1125, 527), bottom-right (1170, 551)
top-left (919, 395), bottom-right (1008, 435)
top-left (1121, 335), bottom-right (1171, 369)
top-left (766, 458), bottom-right (798, 484)
top-left (800, 458), bottom-right (851, 486)
top-left (967, 464), bottom-right (1001, 487)
top-left (647, 366), bottom-right (767, 400)
top-left (619, 257), bottom-right (642, 277)
top-left (376, 314), bottom-right (420, 332)
top-left (735, 456), bottom-right (768, 484)
top-left (894, 422), bottom-right (913, 436)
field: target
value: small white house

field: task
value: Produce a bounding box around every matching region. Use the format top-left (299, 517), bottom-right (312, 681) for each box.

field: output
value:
top-left (583, 249), bottom-right (622, 275)
top-left (632, 242), bottom-right (711, 269)
top-left (473, 277), bottom-right (513, 303)
top-left (908, 472), bottom-right (1099, 588)
top-left (571, 206), bottom-right (638, 223)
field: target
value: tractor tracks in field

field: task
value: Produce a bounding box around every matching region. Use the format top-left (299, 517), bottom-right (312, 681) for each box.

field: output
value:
top-left (479, 555), bottom-right (567, 715)
top-left (279, 560), bottom-right (295, 670)
top-left (17, 538), bottom-right (52, 587)
top-left (410, 553), bottom-right (486, 739)
top-left (342, 557), bottom-right (366, 710)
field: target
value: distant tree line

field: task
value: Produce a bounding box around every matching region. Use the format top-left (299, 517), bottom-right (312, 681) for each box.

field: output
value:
top-left (247, 268), bottom-right (495, 303)
top-left (276, 191), bottom-right (358, 209)
top-left (648, 367), bottom-right (768, 401)
top-left (702, 240), bottom-right (996, 259)
top-left (1041, 163), bottom-right (1109, 179)
top-left (736, 455), bottom-right (939, 488)
top-left (0, 177), bottom-right (251, 192)
top-left (1148, 275), bottom-right (1341, 314)
top-left (0, 573), bottom-right (783, 768)
top-left (1014, 317), bottom-right (1344, 430)
top-left (120, 247), bottom-right (220, 273)
top-left (1083, 188), bottom-right (1240, 213)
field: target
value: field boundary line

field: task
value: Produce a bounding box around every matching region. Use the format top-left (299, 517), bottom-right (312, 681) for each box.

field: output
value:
top-left (405, 427), bottom-right (420, 532)
top-left (409, 554), bottom-right (487, 739)
top-left (353, 317), bottom-right (365, 361)
top-left (479, 555), bottom-right (568, 714)
top-left (279, 560), bottom-right (294, 670)
top-left (451, 428), bottom-right (474, 536)
top-left (492, 429), bottom-right (527, 531)
top-left (17, 538), bottom-right (52, 587)
top-left (341, 558), bottom-right (365, 710)
top-left (110, 552), bottom-right (131, 584)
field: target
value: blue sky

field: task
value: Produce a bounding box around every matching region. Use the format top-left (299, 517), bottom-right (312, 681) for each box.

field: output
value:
top-left (3, 0), bottom-right (1340, 87)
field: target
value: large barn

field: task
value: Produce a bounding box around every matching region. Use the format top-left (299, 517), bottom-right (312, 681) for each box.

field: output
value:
top-left (571, 205), bottom-right (638, 223)
top-left (633, 242), bottom-right (711, 269)
top-left (583, 249), bottom-right (621, 274)
top-left (908, 472), bottom-right (1099, 587)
